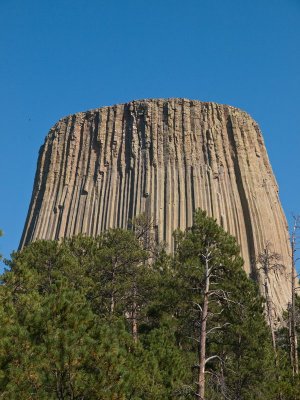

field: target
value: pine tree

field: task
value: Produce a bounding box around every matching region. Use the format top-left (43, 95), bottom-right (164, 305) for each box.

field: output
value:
top-left (173, 210), bottom-right (276, 399)
top-left (1, 233), bottom-right (192, 399)
top-left (0, 221), bottom-right (291, 399)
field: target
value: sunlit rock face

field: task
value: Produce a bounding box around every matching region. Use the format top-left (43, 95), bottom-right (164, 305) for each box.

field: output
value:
top-left (20, 98), bottom-right (291, 313)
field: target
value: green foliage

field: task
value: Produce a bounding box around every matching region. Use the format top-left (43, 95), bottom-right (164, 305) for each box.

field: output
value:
top-left (172, 210), bottom-right (276, 399)
top-left (275, 295), bottom-right (300, 398)
top-left (1, 230), bottom-right (190, 399)
top-left (0, 212), bottom-right (297, 398)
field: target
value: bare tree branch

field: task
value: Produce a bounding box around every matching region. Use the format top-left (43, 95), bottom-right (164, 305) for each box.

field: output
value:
top-left (207, 323), bottom-right (230, 336)
top-left (205, 355), bottom-right (223, 365)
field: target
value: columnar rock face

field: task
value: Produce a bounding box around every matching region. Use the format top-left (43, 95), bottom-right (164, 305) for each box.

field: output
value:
top-left (20, 98), bottom-right (291, 313)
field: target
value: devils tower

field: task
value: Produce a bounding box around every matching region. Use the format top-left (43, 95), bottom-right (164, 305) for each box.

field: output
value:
top-left (20, 98), bottom-right (291, 312)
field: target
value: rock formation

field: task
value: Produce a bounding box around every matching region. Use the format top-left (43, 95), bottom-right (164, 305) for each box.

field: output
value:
top-left (20, 98), bottom-right (291, 313)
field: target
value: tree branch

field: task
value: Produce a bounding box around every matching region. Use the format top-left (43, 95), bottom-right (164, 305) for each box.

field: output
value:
top-left (205, 355), bottom-right (223, 365)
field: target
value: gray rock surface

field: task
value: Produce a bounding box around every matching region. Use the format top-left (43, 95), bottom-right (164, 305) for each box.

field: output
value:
top-left (20, 98), bottom-right (291, 314)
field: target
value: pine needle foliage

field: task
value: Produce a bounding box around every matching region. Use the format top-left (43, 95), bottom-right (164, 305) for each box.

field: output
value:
top-left (0, 211), bottom-right (298, 399)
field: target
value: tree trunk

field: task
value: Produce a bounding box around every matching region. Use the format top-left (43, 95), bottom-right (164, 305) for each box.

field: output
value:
top-left (219, 353), bottom-right (226, 399)
top-left (196, 258), bottom-right (210, 400)
top-left (291, 235), bottom-right (299, 376)
top-left (132, 282), bottom-right (138, 343)
top-left (263, 258), bottom-right (278, 364)
top-left (110, 263), bottom-right (116, 314)
top-left (288, 304), bottom-right (295, 371)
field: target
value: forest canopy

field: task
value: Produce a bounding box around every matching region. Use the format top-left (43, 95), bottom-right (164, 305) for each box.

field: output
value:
top-left (0, 210), bottom-right (299, 399)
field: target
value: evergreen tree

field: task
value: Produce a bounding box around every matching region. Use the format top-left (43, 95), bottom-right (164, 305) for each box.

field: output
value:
top-left (0, 278), bottom-right (124, 398)
top-left (1, 232), bottom-right (191, 399)
top-left (173, 210), bottom-right (276, 399)
top-left (276, 295), bottom-right (300, 399)
top-left (0, 217), bottom-right (295, 399)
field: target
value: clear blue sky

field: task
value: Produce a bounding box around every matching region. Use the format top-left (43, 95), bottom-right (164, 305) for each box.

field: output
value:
top-left (0, 0), bottom-right (299, 266)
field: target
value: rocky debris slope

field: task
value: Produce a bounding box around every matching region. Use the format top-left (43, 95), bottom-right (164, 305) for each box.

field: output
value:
top-left (20, 98), bottom-right (291, 314)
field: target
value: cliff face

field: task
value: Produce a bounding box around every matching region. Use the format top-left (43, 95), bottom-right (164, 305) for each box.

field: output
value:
top-left (20, 98), bottom-right (291, 312)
